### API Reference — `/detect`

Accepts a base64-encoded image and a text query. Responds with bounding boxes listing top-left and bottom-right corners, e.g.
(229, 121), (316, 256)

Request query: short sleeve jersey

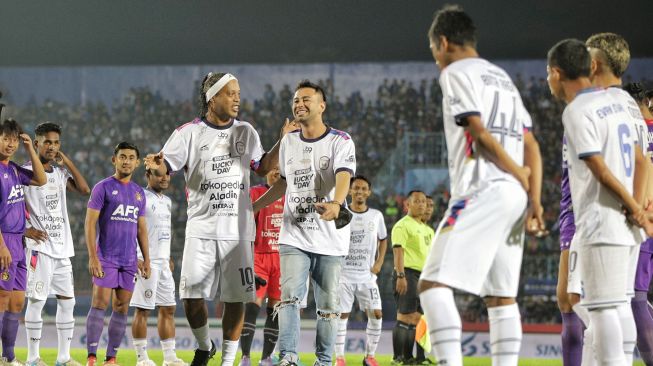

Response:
(0, 161), (33, 234)
(278, 127), (356, 256)
(439, 58), (532, 201)
(341, 208), (387, 283)
(391, 215), (430, 272)
(562, 88), (640, 246)
(141, 188), (172, 261)
(87, 176), (147, 266)
(161, 118), (265, 241)
(23, 163), (75, 258)
(250, 184), (284, 253)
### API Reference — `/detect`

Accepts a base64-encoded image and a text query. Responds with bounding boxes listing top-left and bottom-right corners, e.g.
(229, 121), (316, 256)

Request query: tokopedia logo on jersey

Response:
(6, 185), (25, 204)
(110, 204), (139, 223)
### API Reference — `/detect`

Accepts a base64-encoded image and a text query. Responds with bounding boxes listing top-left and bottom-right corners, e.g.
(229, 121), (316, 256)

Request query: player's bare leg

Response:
(132, 308), (154, 365)
(418, 281), (462, 366)
(221, 302), (245, 366)
(184, 299), (215, 366)
(156, 306), (186, 366)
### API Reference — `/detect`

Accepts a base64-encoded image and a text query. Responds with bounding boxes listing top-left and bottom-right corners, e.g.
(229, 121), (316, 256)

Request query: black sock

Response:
(416, 341), (426, 360)
(404, 323), (416, 360)
(262, 306), (279, 359)
(393, 321), (411, 360)
(240, 303), (260, 356)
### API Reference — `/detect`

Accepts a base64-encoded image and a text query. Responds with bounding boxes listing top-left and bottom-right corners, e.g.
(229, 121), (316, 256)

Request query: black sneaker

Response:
(414, 358), (436, 365)
(190, 340), (216, 366)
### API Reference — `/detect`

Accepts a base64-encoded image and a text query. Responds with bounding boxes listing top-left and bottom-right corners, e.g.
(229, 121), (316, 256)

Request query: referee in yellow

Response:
(391, 190), (432, 365)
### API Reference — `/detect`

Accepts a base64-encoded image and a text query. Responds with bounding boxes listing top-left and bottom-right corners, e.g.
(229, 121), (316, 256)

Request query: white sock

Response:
(221, 339), (239, 366)
(56, 298), (75, 363)
(487, 303), (522, 366)
(25, 299), (45, 362)
(191, 324), (212, 351)
(581, 326), (596, 366)
(617, 303), (636, 365)
(419, 287), (462, 366)
(589, 308), (626, 366)
(133, 338), (149, 362)
(573, 303), (596, 366)
(335, 318), (348, 358)
(366, 318), (382, 356)
(160, 338), (177, 362)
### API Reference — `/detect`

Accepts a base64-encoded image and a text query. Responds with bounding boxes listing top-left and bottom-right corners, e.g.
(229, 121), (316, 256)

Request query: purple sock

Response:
(106, 312), (128, 358)
(1, 312), (20, 361)
(561, 312), (583, 366)
(86, 307), (106, 356)
(633, 291), (653, 365)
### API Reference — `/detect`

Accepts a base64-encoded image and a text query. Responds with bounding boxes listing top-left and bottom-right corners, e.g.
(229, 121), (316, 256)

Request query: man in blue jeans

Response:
(253, 80), (356, 366)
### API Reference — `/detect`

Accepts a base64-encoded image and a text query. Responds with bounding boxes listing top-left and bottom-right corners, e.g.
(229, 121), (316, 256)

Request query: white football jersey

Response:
(161, 118), (264, 241)
(140, 188), (172, 261)
(341, 208), (387, 284)
(439, 58), (532, 201)
(606, 87), (649, 153)
(278, 127), (356, 256)
(23, 164), (74, 258)
(563, 88), (640, 246)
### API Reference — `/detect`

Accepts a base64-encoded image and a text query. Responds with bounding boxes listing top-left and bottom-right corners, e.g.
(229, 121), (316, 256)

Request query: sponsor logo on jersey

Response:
(235, 141), (245, 155)
(145, 289), (153, 298)
(111, 204), (140, 222)
(1, 271), (10, 281)
(7, 185), (25, 204)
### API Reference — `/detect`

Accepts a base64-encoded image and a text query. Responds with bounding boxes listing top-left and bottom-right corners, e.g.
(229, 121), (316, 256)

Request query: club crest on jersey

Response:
(0, 271), (10, 281)
(145, 289), (153, 298)
(135, 192), (143, 201)
(319, 156), (330, 170)
(235, 141), (245, 156)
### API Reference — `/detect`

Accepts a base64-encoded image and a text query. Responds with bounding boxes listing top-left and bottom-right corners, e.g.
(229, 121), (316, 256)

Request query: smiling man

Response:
(253, 80), (356, 366)
(145, 73), (296, 366)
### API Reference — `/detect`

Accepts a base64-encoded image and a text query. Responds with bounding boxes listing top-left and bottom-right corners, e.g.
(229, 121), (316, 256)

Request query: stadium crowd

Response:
(6, 74), (652, 325)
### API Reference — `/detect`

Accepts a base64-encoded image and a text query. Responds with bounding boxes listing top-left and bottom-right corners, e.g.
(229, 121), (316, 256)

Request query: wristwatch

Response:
(396, 272), (406, 278)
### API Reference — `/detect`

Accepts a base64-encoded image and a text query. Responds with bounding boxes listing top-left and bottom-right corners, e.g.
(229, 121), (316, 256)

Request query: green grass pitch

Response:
(9, 348), (578, 365)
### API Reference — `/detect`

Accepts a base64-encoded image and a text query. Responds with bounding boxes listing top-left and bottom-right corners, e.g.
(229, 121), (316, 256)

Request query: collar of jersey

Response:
(203, 118), (234, 130)
(300, 125), (331, 143)
(577, 86), (602, 96)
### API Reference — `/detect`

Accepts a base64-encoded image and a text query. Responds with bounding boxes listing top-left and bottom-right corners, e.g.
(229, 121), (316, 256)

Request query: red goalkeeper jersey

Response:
(250, 184), (285, 253)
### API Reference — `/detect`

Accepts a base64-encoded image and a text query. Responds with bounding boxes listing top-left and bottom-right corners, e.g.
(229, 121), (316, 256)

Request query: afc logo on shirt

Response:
(112, 204), (139, 219)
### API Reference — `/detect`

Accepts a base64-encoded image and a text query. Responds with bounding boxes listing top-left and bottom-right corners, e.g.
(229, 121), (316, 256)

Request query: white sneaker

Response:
(25, 359), (48, 366)
(135, 361), (157, 366)
(3, 358), (26, 366)
(162, 360), (188, 366)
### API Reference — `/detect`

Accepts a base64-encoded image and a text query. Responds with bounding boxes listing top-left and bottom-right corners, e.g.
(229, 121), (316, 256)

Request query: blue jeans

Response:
(276, 244), (343, 366)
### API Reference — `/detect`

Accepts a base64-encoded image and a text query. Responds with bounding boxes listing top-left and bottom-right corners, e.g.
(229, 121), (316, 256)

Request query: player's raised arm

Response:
(254, 118), (299, 176)
(21, 133), (46, 186)
(464, 116), (531, 192)
(59, 151), (91, 195)
(85, 208), (103, 278)
(253, 179), (287, 213)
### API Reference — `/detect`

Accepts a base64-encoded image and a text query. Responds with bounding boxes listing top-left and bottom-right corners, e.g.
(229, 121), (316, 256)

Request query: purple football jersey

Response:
(87, 176), (146, 266)
(641, 119), (653, 253)
(558, 136), (576, 250)
(0, 161), (33, 234)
